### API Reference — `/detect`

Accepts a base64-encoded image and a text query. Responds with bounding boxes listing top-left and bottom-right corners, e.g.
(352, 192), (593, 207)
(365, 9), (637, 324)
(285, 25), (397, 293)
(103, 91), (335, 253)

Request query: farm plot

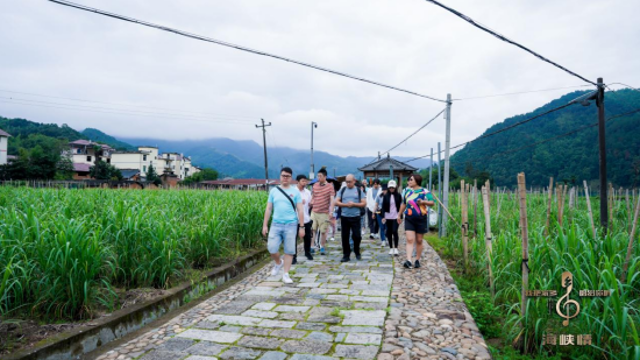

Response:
(0, 188), (266, 322)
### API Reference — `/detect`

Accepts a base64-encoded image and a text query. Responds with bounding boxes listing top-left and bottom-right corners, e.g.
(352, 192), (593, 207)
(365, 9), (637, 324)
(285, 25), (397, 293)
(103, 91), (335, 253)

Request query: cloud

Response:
(0, 0), (638, 158)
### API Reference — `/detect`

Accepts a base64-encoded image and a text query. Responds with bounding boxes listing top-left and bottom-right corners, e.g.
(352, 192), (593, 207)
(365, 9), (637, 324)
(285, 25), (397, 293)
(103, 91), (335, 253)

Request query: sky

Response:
(1, 0), (638, 158)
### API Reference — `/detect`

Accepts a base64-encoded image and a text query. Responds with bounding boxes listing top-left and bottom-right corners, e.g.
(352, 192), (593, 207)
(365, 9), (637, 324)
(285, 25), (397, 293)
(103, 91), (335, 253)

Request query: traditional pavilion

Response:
(358, 154), (417, 186)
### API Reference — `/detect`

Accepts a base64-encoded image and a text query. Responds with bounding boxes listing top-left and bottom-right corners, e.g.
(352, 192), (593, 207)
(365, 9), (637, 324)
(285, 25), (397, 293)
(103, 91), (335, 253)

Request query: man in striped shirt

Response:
(309, 168), (335, 256)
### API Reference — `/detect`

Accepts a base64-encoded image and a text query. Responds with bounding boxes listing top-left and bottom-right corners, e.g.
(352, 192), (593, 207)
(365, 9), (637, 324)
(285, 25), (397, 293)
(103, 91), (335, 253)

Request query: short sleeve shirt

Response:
(337, 186), (362, 218)
(300, 188), (312, 223)
(311, 182), (336, 213)
(268, 186), (302, 224)
(403, 187), (434, 218)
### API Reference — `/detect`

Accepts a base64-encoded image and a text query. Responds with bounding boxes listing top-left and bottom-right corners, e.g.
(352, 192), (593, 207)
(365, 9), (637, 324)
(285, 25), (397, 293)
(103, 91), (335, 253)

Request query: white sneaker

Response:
(271, 260), (284, 276)
(381, 241), (386, 248)
(394, 248), (399, 255)
(389, 249), (394, 255)
(330, 237), (335, 241)
(282, 273), (293, 284)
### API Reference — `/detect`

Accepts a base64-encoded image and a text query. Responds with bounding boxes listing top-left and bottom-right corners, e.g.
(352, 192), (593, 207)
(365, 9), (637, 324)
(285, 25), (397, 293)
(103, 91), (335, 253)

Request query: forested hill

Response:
(0, 117), (133, 155)
(450, 89), (640, 188)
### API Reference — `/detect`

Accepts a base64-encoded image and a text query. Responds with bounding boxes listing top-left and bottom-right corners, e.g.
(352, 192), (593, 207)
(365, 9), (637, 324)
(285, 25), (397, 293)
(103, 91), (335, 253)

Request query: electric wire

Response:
(453, 85), (592, 101)
(447, 106), (640, 166)
(48, 0), (447, 103)
(0, 89), (257, 120)
(379, 107), (446, 158)
(403, 91), (597, 163)
(422, 0), (597, 86)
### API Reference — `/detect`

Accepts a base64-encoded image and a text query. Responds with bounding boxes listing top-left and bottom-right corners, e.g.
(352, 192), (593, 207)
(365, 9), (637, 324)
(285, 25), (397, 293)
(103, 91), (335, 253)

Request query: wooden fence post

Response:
(517, 173), (529, 319)
(461, 180), (469, 271)
(556, 186), (563, 227)
(473, 179), (478, 239)
(481, 185), (494, 298)
(621, 194), (640, 283)
(544, 177), (553, 236)
(584, 181), (597, 239)
(627, 189), (632, 233)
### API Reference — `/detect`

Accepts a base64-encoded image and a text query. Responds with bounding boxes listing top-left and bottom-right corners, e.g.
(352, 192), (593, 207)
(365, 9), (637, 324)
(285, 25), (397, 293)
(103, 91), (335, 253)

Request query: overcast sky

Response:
(1, 0), (638, 158)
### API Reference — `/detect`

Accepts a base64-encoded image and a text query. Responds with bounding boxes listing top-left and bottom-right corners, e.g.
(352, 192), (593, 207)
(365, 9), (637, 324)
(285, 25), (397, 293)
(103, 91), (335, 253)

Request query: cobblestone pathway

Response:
(96, 233), (490, 360)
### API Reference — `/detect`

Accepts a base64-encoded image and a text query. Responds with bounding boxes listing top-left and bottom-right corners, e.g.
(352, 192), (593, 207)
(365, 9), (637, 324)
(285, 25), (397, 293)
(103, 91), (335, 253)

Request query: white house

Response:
(67, 140), (115, 165)
(0, 128), (11, 165)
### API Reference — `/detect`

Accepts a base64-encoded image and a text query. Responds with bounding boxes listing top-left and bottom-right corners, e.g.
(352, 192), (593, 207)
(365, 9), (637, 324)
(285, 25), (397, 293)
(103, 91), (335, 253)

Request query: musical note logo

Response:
(555, 272), (581, 326)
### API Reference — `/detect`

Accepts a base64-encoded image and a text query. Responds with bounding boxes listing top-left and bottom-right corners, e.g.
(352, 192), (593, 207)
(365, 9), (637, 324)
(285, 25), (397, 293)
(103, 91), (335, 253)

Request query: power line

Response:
(0, 89), (257, 120)
(48, 0), (447, 104)
(453, 85), (592, 101)
(422, 0), (597, 86)
(0, 97), (256, 125)
(447, 107), (640, 166)
(404, 91), (596, 163)
(379, 107), (446, 158)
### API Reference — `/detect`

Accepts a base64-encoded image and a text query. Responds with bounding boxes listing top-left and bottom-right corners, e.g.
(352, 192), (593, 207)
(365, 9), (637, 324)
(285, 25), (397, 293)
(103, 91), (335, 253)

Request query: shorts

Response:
(267, 222), (297, 255)
(311, 212), (330, 233)
(405, 216), (428, 234)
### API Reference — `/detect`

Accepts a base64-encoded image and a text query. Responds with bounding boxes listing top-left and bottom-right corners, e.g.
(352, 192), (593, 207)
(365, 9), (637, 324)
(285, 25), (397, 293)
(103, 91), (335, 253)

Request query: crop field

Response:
(436, 183), (640, 360)
(0, 188), (266, 321)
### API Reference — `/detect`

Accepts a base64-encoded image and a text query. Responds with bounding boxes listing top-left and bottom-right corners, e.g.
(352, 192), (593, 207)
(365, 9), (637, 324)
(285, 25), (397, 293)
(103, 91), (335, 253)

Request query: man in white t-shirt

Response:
(295, 174), (313, 263)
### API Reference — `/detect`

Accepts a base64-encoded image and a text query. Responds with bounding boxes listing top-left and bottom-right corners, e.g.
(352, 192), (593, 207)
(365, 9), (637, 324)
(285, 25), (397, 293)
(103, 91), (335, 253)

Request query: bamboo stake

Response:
(621, 194), (640, 283)
(496, 186), (503, 219)
(561, 184), (568, 223)
(556, 186), (563, 227)
(609, 182), (614, 229)
(627, 189), (632, 233)
(544, 177), (553, 236)
(485, 180), (491, 208)
(461, 180), (469, 270)
(481, 185), (494, 298)
(473, 179), (478, 239)
(517, 173), (529, 319)
(584, 181), (597, 239)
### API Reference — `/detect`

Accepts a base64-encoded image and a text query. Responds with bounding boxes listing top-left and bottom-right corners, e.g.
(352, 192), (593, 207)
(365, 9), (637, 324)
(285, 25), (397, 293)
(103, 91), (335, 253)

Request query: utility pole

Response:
(442, 93), (452, 236)
(310, 121), (318, 179)
(596, 77), (608, 231)
(255, 118), (272, 191)
(437, 142), (443, 238)
(429, 148), (433, 191)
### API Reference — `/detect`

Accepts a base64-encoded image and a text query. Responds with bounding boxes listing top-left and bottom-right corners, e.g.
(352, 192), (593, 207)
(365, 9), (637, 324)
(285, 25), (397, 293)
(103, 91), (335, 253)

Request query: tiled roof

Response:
(358, 157), (417, 172)
(120, 169), (141, 179)
(0, 128), (11, 137)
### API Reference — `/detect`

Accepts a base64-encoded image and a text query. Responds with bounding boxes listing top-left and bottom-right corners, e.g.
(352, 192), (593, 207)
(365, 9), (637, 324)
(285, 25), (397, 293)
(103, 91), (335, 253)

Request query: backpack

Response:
(337, 186), (365, 217)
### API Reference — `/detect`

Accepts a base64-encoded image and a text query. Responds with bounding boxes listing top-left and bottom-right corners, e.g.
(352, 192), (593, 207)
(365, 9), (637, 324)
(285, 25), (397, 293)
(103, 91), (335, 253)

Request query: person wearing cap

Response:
(374, 183), (388, 248)
(381, 180), (402, 256)
(398, 173), (435, 269)
(295, 174), (313, 263)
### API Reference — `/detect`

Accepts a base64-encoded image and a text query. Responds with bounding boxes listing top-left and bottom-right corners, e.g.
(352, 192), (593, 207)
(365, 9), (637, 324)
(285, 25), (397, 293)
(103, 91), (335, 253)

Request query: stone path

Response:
(96, 232), (490, 360)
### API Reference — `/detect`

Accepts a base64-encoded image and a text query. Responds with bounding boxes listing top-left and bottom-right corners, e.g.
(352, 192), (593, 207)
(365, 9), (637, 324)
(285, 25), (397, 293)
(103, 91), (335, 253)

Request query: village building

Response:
(0, 128), (11, 165)
(357, 154), (418, 186)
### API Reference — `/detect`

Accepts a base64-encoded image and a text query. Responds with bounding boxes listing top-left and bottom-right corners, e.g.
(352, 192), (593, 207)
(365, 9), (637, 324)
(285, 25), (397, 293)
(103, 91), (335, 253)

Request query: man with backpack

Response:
(262, 167), (305, 284)
(335, 174), (367, 262)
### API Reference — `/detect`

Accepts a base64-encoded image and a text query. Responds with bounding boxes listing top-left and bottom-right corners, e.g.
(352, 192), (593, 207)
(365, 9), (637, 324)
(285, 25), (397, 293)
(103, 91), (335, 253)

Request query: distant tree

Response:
(55, 154), (75, 180)
(146, 164), (162, 186)
(181, 167), (219, 185)
(90, 160), (122, 180)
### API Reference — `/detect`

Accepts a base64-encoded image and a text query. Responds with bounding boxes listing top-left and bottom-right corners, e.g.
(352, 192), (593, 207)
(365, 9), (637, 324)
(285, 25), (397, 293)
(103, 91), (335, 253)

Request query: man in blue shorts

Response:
(262, 167), (305, 284)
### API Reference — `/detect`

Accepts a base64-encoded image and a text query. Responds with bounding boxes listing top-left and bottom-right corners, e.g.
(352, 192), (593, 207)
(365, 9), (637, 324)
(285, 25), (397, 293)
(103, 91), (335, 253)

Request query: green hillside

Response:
(450, 89), (640, 187)
(82, 128), (135, 151)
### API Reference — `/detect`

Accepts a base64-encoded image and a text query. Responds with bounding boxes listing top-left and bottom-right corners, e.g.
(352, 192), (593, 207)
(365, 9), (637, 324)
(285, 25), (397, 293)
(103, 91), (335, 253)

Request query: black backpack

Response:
(337, 187), (365, 217)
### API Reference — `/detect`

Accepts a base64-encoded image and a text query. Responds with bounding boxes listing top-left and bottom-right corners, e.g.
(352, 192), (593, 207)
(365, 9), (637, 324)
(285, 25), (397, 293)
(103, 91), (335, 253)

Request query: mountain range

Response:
(106, 136), (432, 179)
(4, 88), (638, 186)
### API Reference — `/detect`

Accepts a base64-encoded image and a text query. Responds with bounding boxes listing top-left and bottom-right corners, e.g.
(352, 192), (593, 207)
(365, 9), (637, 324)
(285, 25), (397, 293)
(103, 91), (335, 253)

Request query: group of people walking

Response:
(262, 167), (434, 283)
